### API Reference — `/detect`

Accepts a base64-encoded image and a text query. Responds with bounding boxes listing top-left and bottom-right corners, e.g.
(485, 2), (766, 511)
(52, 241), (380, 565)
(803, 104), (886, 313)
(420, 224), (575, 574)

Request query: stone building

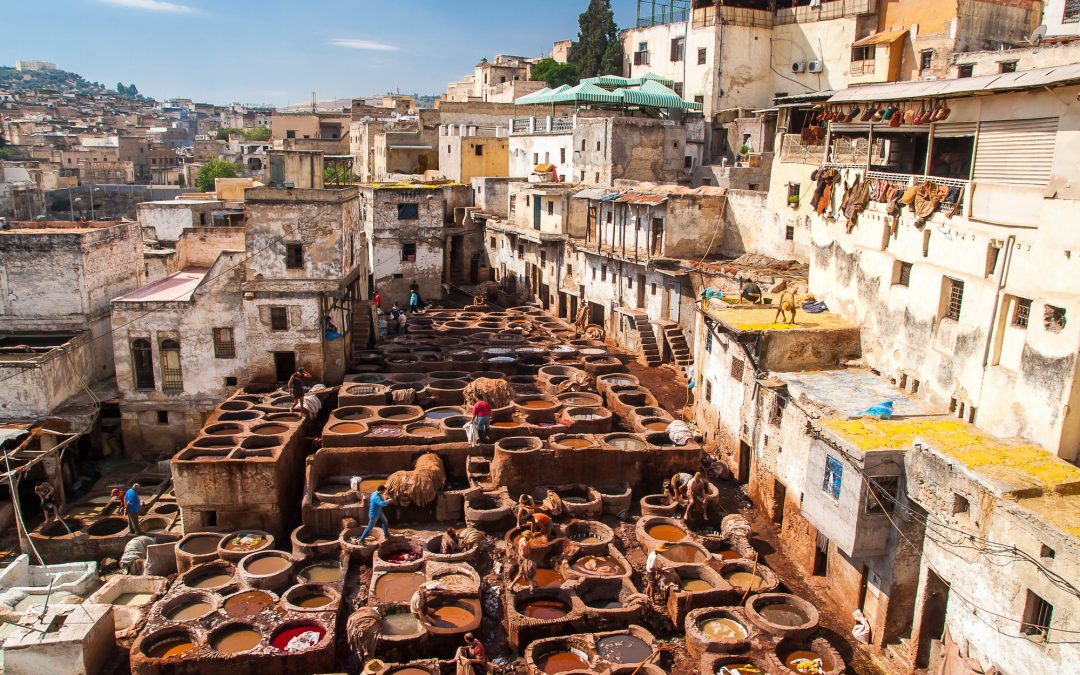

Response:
(0, 221), (143, 421)
(358, 181), (473, 304)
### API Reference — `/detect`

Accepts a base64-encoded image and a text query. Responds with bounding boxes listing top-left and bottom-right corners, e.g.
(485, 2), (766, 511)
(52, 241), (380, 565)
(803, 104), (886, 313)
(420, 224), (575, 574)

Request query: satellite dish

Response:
(1028, 25), (1047, 45)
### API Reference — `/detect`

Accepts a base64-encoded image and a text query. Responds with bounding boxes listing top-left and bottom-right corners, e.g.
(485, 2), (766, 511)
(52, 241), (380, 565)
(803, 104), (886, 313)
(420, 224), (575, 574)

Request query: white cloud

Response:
(99, 0), (196, 13)
(327, 38), (400, 52)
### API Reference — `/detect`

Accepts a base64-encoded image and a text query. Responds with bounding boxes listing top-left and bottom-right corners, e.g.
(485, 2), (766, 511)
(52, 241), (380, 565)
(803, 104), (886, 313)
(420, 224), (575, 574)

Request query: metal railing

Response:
(780, 133), (826, 164)
(509, 116), (576, 136)
(775, 0), (874, 26)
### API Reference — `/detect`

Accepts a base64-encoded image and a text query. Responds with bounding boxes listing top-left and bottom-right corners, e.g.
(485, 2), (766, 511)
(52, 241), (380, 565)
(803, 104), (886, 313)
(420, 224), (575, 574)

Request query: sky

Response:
(2, 0), (640, 106)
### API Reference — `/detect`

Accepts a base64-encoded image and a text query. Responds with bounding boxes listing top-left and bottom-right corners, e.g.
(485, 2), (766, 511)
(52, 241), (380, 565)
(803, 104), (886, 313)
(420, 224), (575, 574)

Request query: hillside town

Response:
(0, 1), (1078, 674)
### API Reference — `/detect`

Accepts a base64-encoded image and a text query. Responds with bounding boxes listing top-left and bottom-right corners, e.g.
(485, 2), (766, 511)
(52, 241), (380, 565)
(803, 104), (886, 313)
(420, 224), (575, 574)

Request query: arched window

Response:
(160, 340), (183, 391)
(131, 339), (154, 390)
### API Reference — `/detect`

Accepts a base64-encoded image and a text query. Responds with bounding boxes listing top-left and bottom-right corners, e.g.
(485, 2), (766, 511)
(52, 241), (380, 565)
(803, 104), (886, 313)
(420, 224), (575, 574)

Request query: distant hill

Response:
(0, 66), (132, 98)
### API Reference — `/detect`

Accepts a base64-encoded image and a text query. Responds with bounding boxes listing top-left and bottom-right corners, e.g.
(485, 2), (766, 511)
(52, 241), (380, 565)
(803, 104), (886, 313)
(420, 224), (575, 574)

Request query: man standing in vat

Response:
(124, 483), (142, 534)
(471, 397), (492, 443)
(35, 482), (60, 526)
(288, 367), (310, 413)
(358, 484), (393, 542)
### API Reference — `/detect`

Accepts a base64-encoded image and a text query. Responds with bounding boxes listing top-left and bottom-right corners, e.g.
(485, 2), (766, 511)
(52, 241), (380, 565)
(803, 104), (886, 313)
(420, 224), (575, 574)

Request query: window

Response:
(730, 357), (744, 382)
(581, 139), (586, 151)
(596, 141), (601, 151)
(705, 330), (713, 353)
(651, 282), (657, 296)
(865, 476), (900, 514)
(566, 264), (572, 277)
(601, 265), (607, 281)
(769, 393), (784, 425)
(957, 64), (974, 78)
(697, 47), (707, 65)
(634, 43), (650, 66)
(213, 327), (235, 359)
(156, 410), (169, 425)
(1040, 544), (1056, 559)
(952, 493), (969, 514)
(285, 243), (304, 269)
(894, 261), (912, 287)
(489, 237), (496, 248)
(401, 242), (416, 261)
(517, 244), (524, 258)
(670, 37), (685, 62)
(540, 251), (547, 265)
(224, 376), (238, 386)
(919, 50), (933, 71)
(785, 225), (795, 241)
(592, 267), (597, 280)
(1012, 298), (1032, 328)
(286, 130), (296, 139)
(1022, 590), (1054, 639)
(1045, 304), (1067, 333)
(1067, 2), (1080, 22)
(160, 340), (183, 391)
(822, 455), (843, 499)
(270, 307), (288, 331)
(684, 156), (693, 169)
(560, 147), (565, 163)
(704, 379), (713, 402)
(397, 203), (419, 220)
(851, 45), (875, 62)
(475, 144), (484, 156)
(131, 338), (155, 389)
(944, 278), (964, 321)
(547, 201), (554, 216)
(694, 95), (704, 105)
(533, 153), (539, 165)
(999, 61), (1017, 74)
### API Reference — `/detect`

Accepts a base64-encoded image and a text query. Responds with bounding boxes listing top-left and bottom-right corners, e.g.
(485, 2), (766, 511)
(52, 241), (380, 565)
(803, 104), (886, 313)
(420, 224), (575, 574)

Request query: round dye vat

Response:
(223, 533), (268, 552)
(224, 590), (274, 618)
(390, 669), (431, 675)
(271, 624), (326, 651)
(701, 618), (748, 641)
(190, 573), (233, 590)
(533, 568), (564, 588)
(86, 518), (128, 536)
(356, 478), (385, 494)
(645, 421), (670, 431)
(784, 650), (825, 674)
(660, 543), (709, 563)
(537, 651), (589, 674)
(299, 563), (342, 584)
(253, 423), (289, 435)
(680, 579), (714, 592)
(432, 572), (473, 590)
(296, 593), (333, 608)
(383, 412), (416, 421)
(562, 496), (587, 504)
(244, 556), (290, 575)
(146, 638), (196, 659)
(586, 597), (623, 610)
(715, 549), (742, 561)
(425, 408), (460, 421)
(180, 535), (221, 555)
(572, 556), (621, 576)
(759, 604), (809, 627)
(381, 612), (422, 636)
(606, 436), (646, 450)
(166, 600), (213, 621)
(114, 592), (153, 606)
(426, 601), (475, 629)
(492, 421), (519, 428)
(211, 626), (261, 654)
(647, 524), (686, 542)
(521, 399), (556, 409)
(559, 394), (598, 406)
(330, 422), (367, 434)
(714, 662), (762, 674)
(724, 570), (767, 591)
(375, 572), (426, 603)
(316, 483), (352, 496)
(521, 599), (570, 620)
(559, 438), (592, 449)
(409, 425), (441, 437)
(596, 634), (651, 664)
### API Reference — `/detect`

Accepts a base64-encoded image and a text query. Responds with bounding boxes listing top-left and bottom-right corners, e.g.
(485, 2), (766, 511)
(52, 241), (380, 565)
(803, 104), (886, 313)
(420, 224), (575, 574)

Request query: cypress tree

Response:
(569, 0), (620, 78)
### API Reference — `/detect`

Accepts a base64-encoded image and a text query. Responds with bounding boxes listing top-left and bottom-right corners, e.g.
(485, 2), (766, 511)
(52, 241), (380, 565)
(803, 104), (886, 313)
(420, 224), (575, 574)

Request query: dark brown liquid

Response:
(660, 543), (708, 563)
(300, 564), (341, 583)
(224, 590), (274, 618)
(596, 634), (651, 664)
(533, 567), (563, 588)
(245, 556), (289, 575)
(181, 535), (220, 555)
(521, 599), (569, 619)
(191, 573), (232, 589)
(538, 652), (588, 673)
(759, 604), (808, 627)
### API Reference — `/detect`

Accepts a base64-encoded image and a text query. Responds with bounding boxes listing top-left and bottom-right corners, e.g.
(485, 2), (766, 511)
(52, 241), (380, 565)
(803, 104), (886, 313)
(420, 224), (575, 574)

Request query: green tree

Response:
(531, 58), (580, 87)
(599, 41), (624, 78)
(127, 84), (139, 97)
(116, 82), (125, 94)
(195, 158), (243, 192)
(242, 126), (271, 141)
(568, 0), (620, 79)
(216, 127), (242, 140)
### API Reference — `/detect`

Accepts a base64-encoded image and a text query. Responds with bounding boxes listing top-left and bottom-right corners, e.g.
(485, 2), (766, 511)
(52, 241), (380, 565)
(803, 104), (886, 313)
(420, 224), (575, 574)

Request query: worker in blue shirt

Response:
(124, 483), (142, 534)
(358, 484), (393, 542)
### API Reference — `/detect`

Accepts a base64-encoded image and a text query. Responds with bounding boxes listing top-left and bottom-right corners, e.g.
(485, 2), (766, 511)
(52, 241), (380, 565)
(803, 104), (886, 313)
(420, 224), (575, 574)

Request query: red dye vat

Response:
(386, 550), (420, 564)
(271, 624), (326, 651)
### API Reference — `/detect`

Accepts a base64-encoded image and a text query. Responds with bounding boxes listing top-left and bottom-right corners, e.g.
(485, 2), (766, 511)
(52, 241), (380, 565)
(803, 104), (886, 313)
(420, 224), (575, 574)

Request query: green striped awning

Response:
(549, 82), (624, 104)
(616, 80), (702, 111)
(513, 87), (551, 105)
(629, 72), (675, 86)
(581, 74), (635, 88)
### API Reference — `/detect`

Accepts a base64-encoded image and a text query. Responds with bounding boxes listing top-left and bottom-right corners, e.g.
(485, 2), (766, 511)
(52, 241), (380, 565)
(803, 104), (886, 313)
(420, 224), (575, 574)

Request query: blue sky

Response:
(3, 0), (638, 106)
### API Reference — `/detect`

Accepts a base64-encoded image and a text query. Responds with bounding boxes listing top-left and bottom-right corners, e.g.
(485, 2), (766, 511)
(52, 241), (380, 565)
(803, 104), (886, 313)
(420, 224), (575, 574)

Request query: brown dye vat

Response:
(716, 549), (742, 560)
(427, 601), (476, 629)
(538, 651), (589, 673)
(492, 421), (519, 428)
(647, 524), (686, 542)
(181, 535), (221, 555)
(783, 650), (825, 674)
(382, 612), (422, 635)
(191, 573), (233, 589)
(521, 399), (556, 409)
(358, 478), (386, 494)
(223, 534), (268, 552)
(316, 483), (352, 495)
(40, 519), (82, 537)
(661, 544), (709, 563)
(86, 518), (127, 536)
(724, 570), (767, 591)
(224, 590), (274, 617)
(410, 425), (441, 436)
(299, 563), (341, 583)
(701, 617), (749, 641)
(331, 422), (367, 433)
(296, 593), (333, 608)
(390, 669), (431, 675)
(597, 635), (651, 664)
(384, 412), (416, 421)
(244, 556), (290, 575)
(681, 579), (714, 592)
(167, 601), (213, 621)
(253, 423), (289, 435)
(533, 568), (564, 588)
(559, 438), (592, 448)
(572, 556), (621, 576)
(520, 599), (569, 620)
(760, 604), (809, 627)
(645, 421), (670, 431)
(212, 626), (261, 654)
(146, 639), (196, 659)
(606, 436), (646, 450)
(374, 572), (425, 602)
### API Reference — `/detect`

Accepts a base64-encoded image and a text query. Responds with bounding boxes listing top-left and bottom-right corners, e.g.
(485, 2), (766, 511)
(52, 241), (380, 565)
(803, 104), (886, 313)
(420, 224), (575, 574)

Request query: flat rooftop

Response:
(113, 266), (208, 303)
(0, 221), (124, 235)
(778, 369), (937, 419)
(705, 302), (853, 333)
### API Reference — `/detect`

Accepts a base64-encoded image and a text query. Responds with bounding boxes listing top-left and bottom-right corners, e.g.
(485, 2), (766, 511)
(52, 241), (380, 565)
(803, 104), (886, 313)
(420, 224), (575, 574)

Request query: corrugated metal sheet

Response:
(933, 122), (977, 138)
(973, 118), (1058, 186)
(574, 188), (612, 200)
(852, 29), (908, 47)
(614, 192), (667, 205)
(827, 63), (1080, 103)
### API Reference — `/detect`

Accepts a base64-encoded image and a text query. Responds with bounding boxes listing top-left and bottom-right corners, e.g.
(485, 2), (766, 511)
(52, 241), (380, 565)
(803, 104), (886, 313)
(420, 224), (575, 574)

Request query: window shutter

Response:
(973, 118), (1057, 186)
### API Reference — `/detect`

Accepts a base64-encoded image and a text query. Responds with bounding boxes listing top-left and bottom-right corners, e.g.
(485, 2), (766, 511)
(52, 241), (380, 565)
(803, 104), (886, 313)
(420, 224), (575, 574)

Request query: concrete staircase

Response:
(350, 299), (373, 348)
(654, 319), (693, 367)
(626, 309), (662, 367)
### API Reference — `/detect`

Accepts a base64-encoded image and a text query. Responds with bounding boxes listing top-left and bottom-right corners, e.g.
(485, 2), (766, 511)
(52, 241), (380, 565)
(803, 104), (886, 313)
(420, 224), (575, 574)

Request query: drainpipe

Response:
(978, 234), (1015, 401)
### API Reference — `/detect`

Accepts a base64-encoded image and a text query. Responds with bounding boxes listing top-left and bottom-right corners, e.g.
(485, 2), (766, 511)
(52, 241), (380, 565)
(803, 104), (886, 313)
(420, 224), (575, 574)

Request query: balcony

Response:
(780, 133), (826, 165)
(775, 0), (874, 26)
(509, 116), (576, 136)
(850, 59), (875, 77)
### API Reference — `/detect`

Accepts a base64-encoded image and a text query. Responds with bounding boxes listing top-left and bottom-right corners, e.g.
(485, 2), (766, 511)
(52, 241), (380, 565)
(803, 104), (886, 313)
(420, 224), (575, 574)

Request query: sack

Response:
(464, 421), (479, 446)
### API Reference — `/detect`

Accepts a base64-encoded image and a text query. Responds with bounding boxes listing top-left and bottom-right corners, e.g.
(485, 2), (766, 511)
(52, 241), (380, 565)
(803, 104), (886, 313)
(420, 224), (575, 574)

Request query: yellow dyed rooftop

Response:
(822, 417), (1080, 536)
(363, 181), (461, 190)
(706, 301), (853, 333)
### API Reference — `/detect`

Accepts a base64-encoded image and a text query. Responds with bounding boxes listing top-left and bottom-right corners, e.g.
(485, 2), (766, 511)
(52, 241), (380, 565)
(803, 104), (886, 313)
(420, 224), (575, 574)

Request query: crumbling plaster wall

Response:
(137, 202), (220, 242)
(0, 333), (97, 421)
(364, 187), (447, 302)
